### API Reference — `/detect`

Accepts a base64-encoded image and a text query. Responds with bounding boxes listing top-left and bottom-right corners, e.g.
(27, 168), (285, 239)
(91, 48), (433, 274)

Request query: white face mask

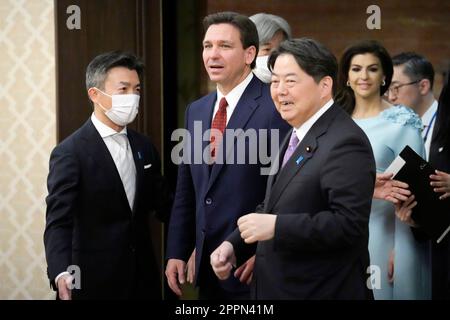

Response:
(95, 88), (140, 126)
(253, 55), (272, 83)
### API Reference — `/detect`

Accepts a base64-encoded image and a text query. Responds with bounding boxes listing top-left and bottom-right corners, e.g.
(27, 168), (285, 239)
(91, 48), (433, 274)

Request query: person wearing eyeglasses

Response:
(388, 52), (437, 159)
(396, 69), (450, 300)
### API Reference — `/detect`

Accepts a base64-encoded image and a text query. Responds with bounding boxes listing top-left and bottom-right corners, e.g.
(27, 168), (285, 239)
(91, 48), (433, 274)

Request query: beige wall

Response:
(0, 0), (55, 299)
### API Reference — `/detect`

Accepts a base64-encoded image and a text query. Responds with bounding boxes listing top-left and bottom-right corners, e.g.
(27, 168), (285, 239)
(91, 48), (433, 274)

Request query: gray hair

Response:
(250, 13), (292, 44)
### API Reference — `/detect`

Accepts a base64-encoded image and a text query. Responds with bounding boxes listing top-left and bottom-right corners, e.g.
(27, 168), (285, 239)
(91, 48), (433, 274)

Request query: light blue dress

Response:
(354, 105), (431, 300)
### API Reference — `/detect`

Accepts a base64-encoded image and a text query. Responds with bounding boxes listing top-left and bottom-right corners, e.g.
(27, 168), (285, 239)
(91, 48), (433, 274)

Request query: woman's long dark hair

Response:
(335, 40), (393, 115)
(433, 69), (450, 150)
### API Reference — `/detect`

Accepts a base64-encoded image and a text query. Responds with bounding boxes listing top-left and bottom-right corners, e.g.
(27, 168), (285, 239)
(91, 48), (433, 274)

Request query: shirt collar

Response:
(216, 72), (254, 109)
(293, 99), (334, 141)
(91, 113), (127, 138)
(421, 100), (438, 127)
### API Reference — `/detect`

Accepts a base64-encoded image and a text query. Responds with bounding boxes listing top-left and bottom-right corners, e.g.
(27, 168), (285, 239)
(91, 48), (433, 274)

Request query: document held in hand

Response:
(385, 145), (450, 243)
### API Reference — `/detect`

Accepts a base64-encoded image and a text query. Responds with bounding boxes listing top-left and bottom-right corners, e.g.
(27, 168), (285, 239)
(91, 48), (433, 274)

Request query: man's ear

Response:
(245, 45), (257, 66)
(87, 87), (99, 104)
(320, 76), (333, 99)
(418, 78), (431, 95)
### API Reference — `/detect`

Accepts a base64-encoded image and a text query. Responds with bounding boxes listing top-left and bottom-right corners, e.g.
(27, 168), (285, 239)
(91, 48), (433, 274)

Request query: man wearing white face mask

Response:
(250, 13), (292, 83)
(44, 51), (172, 300)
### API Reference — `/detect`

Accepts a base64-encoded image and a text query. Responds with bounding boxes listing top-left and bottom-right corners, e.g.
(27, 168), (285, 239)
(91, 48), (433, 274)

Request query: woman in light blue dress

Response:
(336, 40), (431, 299)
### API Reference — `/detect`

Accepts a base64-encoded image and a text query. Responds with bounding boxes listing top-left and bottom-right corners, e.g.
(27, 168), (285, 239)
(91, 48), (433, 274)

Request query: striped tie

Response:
(210, 97), (228, 162)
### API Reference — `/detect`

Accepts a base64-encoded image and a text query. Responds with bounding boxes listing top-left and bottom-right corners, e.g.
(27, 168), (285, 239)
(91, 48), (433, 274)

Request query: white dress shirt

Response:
(422, 100), (438, 160)
(212, 72), (254, 125)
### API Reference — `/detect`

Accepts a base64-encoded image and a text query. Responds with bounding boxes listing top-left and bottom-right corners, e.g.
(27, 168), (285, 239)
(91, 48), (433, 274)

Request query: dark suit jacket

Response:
(228, 104), (376, 299)
(166, 76), (289, 293)
(428, 129), (450, 299)
(44, 118), (171, 299)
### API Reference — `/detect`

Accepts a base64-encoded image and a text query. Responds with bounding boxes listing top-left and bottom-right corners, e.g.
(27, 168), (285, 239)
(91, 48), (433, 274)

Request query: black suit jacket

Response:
(428, 129), (450, 299)
(229, 104), (376, 299)
(44, 118), (171, 299)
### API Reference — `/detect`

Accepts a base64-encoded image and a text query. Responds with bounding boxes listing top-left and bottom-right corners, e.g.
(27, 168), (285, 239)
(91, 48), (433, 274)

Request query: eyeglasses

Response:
(384, 80), (420, 96)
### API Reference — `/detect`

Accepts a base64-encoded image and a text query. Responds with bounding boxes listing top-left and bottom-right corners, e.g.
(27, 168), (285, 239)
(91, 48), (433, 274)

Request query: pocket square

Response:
(144, 164), (152, 169)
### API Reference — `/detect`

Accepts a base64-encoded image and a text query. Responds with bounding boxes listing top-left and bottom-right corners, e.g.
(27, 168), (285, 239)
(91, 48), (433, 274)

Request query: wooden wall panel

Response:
(206, 0), (450, 94)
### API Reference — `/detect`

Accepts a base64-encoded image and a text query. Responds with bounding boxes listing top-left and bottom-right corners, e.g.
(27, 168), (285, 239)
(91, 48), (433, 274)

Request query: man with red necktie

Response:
(165, 11), (289, 299)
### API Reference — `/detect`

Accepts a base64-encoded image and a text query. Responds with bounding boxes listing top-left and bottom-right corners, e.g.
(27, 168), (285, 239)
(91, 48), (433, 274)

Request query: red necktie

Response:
(210, 97), (228, 161)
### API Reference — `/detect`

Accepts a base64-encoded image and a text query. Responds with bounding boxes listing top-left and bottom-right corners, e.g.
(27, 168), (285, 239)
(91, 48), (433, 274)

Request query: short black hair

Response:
(203, 11), (259, 69)
(392, 52), (435, 89)
(336, 40), (393, 114)
(268, 38), (338, 94)
(85, 51), (144, 90)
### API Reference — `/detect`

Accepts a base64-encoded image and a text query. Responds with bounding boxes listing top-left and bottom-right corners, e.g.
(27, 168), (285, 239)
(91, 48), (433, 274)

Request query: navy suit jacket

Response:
(166, 76), (289, 293)
(44, 119), (172, 299)
(229, 104), (376, 299)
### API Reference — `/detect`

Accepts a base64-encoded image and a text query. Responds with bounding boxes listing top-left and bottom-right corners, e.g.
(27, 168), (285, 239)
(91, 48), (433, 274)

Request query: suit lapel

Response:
(207, 77), (262, 192)
(265, 135), (317, 212)
(80, 119), (131, 215)
(199, 93), (217, 180)
(265, 104), (340, 212)
(127, 130), (143, 215)
(262, 130), (290, 210)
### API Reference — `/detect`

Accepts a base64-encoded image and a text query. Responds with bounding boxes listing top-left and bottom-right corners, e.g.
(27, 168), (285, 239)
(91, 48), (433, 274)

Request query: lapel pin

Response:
(137, 151), (142, 159)
(296, 155), (304, 165)
(306, 146), (312, 153)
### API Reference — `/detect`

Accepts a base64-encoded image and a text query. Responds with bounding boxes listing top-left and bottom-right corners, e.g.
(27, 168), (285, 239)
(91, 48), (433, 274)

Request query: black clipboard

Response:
(385, 145), (450, 243)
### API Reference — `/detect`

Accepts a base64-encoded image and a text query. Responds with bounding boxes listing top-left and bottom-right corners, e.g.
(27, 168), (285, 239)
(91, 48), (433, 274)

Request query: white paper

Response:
(384, 155), (406, 176)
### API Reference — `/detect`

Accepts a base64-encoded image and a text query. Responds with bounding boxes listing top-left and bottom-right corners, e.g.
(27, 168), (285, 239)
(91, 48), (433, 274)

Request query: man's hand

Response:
(237, 213), (276, 244)
(210, 241), (236, 280)
(374, 173), (411, 204)
(57, 274), (73, 300)
(165, 259), (186, 296)
(234, 255), (255, 285)
(430, 170), (450, 200)
(186, 248), (196, 284)
(395, 194), (418, 227)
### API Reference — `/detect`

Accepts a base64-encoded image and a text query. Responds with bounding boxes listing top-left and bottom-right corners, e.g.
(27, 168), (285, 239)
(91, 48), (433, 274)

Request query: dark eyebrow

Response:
(271, 72), (297, 77)
(350, 63), (379, 68)
(117, 81), (140, 87)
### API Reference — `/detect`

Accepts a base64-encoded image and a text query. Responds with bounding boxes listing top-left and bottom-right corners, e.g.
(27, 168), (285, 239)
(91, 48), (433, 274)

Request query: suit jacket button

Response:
(205, 198), (212, 205)
(130, 245), (136, 253)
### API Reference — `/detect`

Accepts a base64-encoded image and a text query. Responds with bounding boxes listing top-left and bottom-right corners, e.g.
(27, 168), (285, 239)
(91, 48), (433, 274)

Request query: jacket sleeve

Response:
(44, 143), (79, 288)
(165, 104), (196, 261)
(146, 141), (174, 224)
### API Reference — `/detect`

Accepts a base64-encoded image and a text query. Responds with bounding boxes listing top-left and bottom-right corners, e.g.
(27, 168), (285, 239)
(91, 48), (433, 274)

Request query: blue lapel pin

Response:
(296, 155), (304, 165)
(137, 151), (142, 160)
